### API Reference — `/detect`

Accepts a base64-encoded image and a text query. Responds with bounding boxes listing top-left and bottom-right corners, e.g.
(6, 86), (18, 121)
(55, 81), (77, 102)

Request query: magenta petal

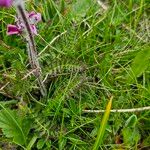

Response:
(7, 24), (20, 35)
(28, 11), (41, 23)
(35, 13), (41, 22)
(30, 25), (37, 35)
(0, 0), (12, 7)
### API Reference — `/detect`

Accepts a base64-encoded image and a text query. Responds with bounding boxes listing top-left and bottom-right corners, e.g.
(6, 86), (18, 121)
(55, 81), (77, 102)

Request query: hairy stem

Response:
(14, 2), (47, 97)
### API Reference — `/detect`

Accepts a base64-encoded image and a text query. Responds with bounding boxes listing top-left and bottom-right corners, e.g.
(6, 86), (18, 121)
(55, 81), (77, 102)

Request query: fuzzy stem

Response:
(14, 2), (47, 97)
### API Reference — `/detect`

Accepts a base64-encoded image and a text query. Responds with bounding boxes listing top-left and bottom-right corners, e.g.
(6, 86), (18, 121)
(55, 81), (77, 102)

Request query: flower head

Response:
(7, 11), (41, 36)
(0, 0), (12, 7)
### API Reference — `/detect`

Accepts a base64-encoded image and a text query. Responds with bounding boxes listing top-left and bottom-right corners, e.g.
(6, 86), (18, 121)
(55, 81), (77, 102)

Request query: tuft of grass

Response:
(0, 0), (150, 149)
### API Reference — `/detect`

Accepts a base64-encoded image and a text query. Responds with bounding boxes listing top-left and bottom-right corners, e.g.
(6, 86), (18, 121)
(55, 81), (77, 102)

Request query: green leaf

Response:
(68, 136), (86, 145)
(122, 127), (140, 146)
(125, 114), (137, 128)
(142, 135), (150, 147)
(93, 97), (113, 150)
(0, 104), (31, 146)
(58, 137), (67, 150)
(37, 139), (45, 149)
(122, 115), (140, 146)
(127, 46), (150, 82)
(70, 0), (93, 21)
(27, 135), (38, 150)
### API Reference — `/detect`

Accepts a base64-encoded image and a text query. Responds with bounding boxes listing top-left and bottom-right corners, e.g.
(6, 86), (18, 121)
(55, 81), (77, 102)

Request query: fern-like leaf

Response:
(30, 109), (50, 139)
(44, 59), (87, 82)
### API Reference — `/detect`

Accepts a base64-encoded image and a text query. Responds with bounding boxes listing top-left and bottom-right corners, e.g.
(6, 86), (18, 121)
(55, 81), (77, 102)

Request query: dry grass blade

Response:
(83, 106), (150, 113)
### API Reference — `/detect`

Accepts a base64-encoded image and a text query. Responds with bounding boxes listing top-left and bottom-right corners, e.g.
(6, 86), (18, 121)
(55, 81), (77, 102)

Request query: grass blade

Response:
(93, 96), (113, 150)
(26, 135), (38, 150)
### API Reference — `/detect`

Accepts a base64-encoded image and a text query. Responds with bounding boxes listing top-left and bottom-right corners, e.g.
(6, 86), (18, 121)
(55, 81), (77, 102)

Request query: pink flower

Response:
(0, 0), (12, 7)
(28, 11), (41, 23)
(7, 24), (38, 35)
(7, 24), (21, 35)
(7, 11), (41, 36)
(30, 24), (37, 35)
